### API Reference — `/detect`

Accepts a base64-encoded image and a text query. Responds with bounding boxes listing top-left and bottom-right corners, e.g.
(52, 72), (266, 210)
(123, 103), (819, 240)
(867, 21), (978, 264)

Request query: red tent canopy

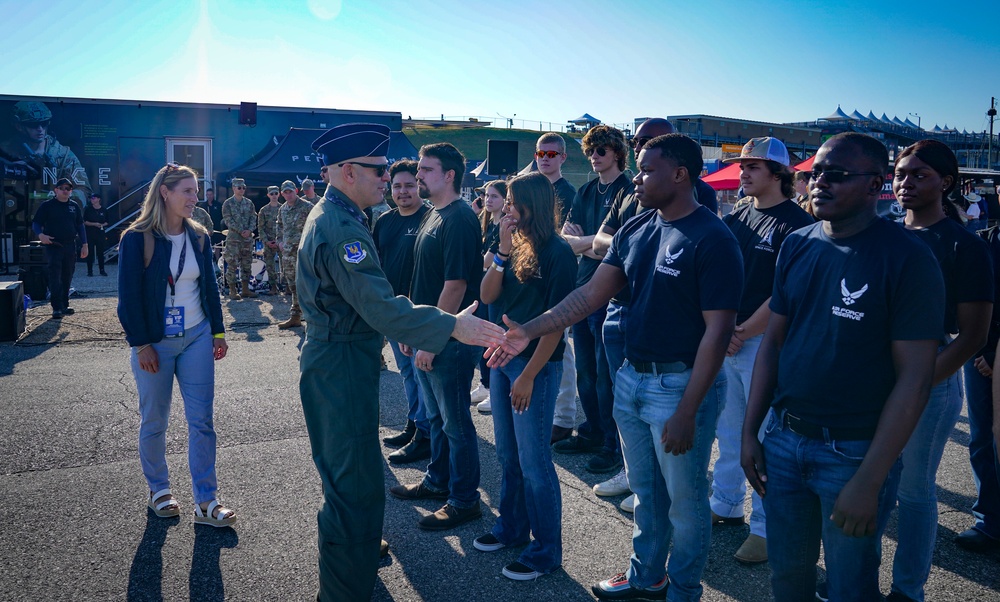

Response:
(793, 155), (815, 171)
(702, 163), (741, 191)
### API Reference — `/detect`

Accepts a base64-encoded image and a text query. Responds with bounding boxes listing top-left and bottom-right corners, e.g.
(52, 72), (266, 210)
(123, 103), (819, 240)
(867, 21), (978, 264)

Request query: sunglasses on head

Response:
(339, 161), (387, 177)
(584, 146), (608, 157)
(535, 150), (561, 159)
(808, 169), (881, 184)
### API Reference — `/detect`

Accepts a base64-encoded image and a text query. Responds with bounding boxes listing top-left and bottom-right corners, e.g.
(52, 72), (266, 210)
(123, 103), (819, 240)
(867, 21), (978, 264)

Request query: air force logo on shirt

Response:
(832, 278), (868, 321)
(656, 246), (684, 277)
(343, 241), (367, 264)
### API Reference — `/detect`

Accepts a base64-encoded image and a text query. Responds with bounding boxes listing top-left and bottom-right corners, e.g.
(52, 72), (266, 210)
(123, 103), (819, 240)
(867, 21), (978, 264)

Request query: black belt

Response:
(782, 412), (876, 441)
(629, 360), (688, 375)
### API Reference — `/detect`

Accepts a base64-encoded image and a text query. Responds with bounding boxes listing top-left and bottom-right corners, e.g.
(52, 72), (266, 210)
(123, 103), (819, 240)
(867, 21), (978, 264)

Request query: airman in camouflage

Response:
(191, 205), (214, 233)
(1, 101), (93, 206)
(257, 185), (283, 294)
(221, 177), (258, 300)
(275, 180), (314, 328)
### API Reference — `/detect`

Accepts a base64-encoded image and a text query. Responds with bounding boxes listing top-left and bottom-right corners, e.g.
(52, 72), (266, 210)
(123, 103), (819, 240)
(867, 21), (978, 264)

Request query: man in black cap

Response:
(83, 192), (109, 277)
(299, 123), (504, 602)
(32, 178), (88, 318)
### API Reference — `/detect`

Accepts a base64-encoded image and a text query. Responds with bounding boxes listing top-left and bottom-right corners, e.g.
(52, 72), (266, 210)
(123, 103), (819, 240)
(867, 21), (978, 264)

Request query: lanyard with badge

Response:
(164, 235), (187, 338)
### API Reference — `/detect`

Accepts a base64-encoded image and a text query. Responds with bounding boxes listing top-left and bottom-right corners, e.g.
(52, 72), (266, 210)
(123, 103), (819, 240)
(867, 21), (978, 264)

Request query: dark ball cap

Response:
(54, 178), (74, 188)
(312, 123), (391, 166)
(89, 192), (100, 199)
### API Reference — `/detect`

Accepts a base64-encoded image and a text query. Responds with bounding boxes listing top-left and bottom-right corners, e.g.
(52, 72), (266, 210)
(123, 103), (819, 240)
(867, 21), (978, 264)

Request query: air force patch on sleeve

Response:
(343, 241), (367, 264)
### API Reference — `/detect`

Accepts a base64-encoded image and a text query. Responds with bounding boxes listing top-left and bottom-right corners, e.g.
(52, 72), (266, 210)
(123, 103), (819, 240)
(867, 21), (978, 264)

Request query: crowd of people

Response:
(28, 117), (996, 601)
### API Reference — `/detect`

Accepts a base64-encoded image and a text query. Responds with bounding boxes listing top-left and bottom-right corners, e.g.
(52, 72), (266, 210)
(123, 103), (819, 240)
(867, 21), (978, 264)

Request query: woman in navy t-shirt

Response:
(477, 172), (577, 581)
(890, 140), (994, 600)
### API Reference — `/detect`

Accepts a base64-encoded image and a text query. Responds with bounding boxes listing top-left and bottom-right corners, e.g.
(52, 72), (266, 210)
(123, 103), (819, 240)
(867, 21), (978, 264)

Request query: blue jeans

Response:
(891, 372), (962, 601)
(963, 361), (1000, 539)
(602, 302), (627, 382)
(762, 411), (901, 602)
(131, 319), (219, 504)
(613, 361), (724, 602)
(489, 357), (563, 573)
(388, 339), (428, 435)
(574, 306), (616, 451)
(712, 334), (767, 537)
(417, 339), (481, 509)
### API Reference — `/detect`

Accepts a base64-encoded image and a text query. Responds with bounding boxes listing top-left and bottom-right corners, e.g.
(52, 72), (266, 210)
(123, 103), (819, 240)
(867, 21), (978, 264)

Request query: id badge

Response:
(164, 306), (185, 338)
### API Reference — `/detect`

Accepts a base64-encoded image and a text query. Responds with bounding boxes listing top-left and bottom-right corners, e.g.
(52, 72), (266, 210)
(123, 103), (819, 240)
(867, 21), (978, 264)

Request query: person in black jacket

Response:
(116, 163), (234, 528)
(32, 177), (87, 318)
(83, 193), (109, 276)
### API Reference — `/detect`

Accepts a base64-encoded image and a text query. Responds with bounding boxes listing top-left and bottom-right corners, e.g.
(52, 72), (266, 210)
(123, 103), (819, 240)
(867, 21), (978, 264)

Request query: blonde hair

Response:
(127, 164), (208, 237)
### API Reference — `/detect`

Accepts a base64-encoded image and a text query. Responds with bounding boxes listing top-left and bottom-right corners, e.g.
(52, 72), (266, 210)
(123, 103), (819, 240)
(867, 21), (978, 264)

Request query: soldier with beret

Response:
(275, 180), (313, 328)
(258, 185), (283, 294)
(221, 177), (258, 300)
(296, 122), (504, 601)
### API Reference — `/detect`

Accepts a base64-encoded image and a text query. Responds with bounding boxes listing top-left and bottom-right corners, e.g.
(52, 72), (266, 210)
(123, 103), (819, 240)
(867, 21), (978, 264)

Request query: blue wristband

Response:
(493, 255), (506, 267)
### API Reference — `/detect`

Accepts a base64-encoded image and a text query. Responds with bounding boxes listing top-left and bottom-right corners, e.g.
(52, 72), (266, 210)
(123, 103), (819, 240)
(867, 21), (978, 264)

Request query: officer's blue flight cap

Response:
(312, 123), (391, 166)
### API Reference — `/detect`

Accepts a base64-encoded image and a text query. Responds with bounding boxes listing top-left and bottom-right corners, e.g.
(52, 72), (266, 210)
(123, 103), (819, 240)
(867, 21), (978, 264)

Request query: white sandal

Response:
(148, 488), (180, 518)
(194, 499), (236, 528)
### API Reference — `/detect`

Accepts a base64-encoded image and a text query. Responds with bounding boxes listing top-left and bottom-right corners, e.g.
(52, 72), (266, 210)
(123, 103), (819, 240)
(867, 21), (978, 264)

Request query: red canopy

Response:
(793, 155), (815, 171)
(702, 163), (741, 191)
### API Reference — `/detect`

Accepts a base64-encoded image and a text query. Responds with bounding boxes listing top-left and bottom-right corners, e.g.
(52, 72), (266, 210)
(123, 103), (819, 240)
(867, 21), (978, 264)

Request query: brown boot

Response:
(277, 314), (302, 329)
(228, 286), (242, 301)
(241, 281), (258, 298)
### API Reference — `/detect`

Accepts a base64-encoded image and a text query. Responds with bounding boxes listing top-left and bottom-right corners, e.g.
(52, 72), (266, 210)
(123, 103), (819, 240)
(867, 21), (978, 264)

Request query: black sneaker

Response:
(587, 449), (623, 474)
(87, 272), (93, 277)
(383, 420), (416, 447)
(502, 561), (542, 581)
(100, 270), (108, 276)
(473, 533), (506, 552)
(592, 572), (668, 600)
(62, 307), (75, 316)
(552, 434), (603, 455)
(388, 482), (448, 501)
(417, 503), (482, 531)
(51, 310), (63, 319)
(885, 591), (918, 602)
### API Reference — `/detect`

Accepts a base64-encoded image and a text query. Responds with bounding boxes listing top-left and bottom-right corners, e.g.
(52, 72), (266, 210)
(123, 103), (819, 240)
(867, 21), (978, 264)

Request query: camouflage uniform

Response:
(191, 206), (214, 233)
(222, 195), (257, 290)
(276, 198), (314, 315)
(257, 201), (283, 287)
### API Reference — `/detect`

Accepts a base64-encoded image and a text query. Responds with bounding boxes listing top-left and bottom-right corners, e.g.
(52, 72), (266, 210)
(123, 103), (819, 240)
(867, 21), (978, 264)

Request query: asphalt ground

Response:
(0, 264), (998, 601)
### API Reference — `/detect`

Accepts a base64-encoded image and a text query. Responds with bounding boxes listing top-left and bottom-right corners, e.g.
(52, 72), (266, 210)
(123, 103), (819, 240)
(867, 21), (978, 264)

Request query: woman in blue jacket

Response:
(117, 163), (235, 528)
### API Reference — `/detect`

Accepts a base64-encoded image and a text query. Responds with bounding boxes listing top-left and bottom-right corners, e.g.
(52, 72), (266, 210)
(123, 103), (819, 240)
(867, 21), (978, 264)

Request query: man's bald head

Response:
(633, 118), (676, 156)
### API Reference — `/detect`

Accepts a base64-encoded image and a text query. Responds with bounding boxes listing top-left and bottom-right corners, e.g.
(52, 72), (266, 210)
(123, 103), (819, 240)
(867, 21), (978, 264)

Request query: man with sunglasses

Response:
(534, 132), (579, 444)
(32, 178), (88, 319)
(555, 125), (633, 475)
(740, 133), (944, 600)
(221, 178), (259, 300)
(2, 101), (93, 205)
(298, 123), (503, 601)
(275, 181), (314, 328)
(257, 185), (283, 294)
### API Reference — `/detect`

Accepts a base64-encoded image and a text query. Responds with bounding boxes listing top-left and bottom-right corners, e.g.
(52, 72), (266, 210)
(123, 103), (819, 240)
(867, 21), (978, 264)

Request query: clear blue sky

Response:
(3, 0), (998, 133)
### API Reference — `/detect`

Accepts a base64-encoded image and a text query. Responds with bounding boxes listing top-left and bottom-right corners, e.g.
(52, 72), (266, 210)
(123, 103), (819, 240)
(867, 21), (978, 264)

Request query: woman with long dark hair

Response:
(117, 163), (235, 528)
(475, 172), (576, 580)
(889, 140), (993, 600)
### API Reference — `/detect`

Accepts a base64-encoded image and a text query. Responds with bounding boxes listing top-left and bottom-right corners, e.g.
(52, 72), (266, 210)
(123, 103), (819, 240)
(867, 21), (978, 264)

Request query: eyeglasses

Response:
(339, 161), (388, 177)
(320, 167), (328, 174)
(629, 137), (653, 150)
(56, 186), (73, 192)
(26, 120), (50, 129)
(808, 169), (881, 184)
(584, 146), (608, 157)
(535, 150), (561, 159)
(267, 191), (279, 195)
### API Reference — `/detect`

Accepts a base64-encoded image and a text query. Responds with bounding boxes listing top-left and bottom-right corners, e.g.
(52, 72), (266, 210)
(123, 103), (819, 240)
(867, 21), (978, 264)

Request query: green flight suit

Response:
(296, 187), (455, 602)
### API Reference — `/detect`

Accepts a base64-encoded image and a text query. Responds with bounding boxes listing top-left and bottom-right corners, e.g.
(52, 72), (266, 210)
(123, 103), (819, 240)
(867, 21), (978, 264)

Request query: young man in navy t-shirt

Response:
(488, 134), (744, 600)
(740, 133), (945, 601)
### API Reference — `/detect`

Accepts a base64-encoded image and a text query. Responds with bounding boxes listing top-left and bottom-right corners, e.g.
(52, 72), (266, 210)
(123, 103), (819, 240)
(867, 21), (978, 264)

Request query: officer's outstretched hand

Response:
(486, 315), (529, 369)
(452, 301), (505, 350)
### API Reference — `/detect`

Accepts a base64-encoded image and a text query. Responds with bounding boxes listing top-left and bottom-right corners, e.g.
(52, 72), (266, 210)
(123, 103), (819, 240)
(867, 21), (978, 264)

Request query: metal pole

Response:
(988, 97), (996, 171)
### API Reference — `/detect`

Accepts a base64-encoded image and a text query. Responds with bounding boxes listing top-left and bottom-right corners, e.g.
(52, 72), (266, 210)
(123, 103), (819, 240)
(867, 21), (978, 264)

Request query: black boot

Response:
(383, 420), (416, 447)
(388, 429), (431, 464)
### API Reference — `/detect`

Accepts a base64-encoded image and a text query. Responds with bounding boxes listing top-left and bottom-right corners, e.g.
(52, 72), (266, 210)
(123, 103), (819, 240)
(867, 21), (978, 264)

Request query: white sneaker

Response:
(471, 385), (489, 403)
(619, 493), (636, 513)
(594, 468), (630, 497)
(477, 397), (492, 414)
